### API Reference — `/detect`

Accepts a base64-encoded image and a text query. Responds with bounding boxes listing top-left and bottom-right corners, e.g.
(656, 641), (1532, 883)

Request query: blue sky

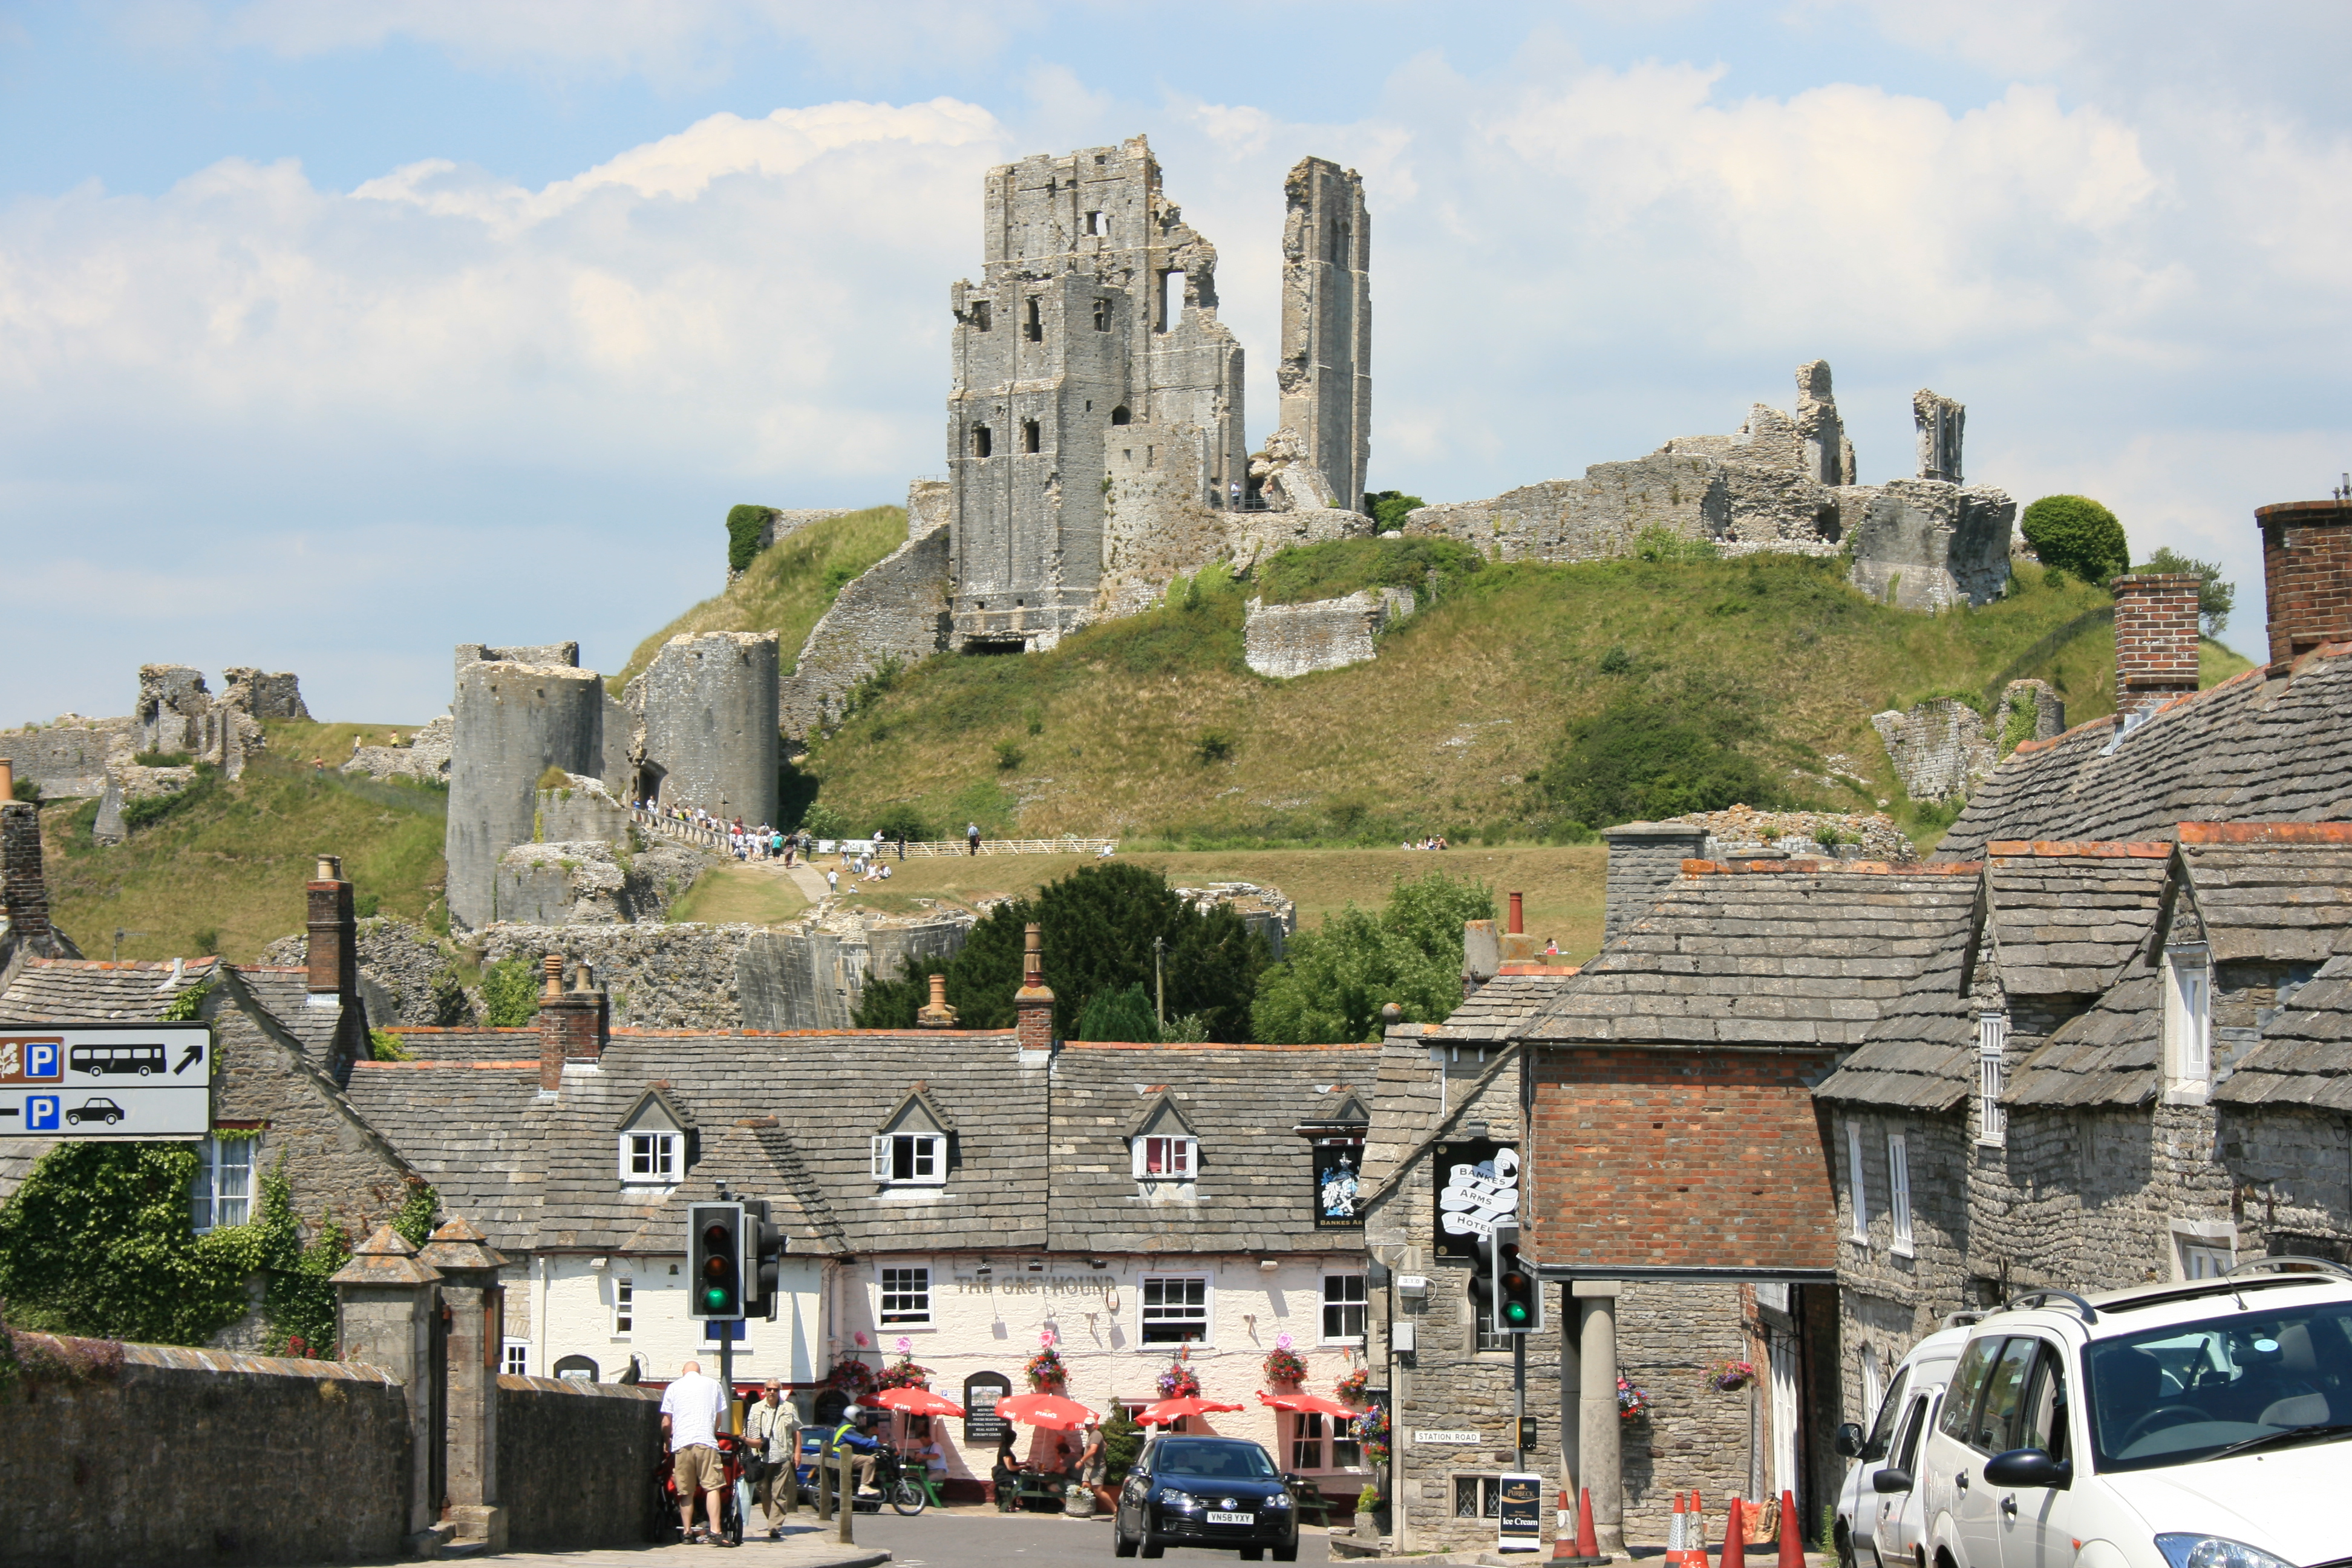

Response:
(3, 2), (2347, 722)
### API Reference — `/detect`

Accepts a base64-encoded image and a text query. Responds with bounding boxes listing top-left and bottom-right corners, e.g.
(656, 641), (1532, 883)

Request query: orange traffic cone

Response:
(1669, 1493), (1688, 1562)
(1722, 1497), (1746, 1568)
(1776, 1490), (1802, 1568)
(1576, 1488), (1601, 1560)
(1691, 1491), (1706, 1567)
(1552, 1490), (1575, 1560)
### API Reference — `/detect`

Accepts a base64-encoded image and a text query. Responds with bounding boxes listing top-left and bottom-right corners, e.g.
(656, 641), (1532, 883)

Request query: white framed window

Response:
(872, 1132), (946, 1186)
(620, 1131), (680, 1185)
(1846, 1122), (1869, 1244)
(1132, 1134), (1195, 1180)
(2164, 946), (2213, 1100)
(1887, 1134), (1914, 1257)
(1321, 1275), (1367, 1344)
(1290, 1411), (1327, 1471)
(1977, 1014), (2008, 1147)
(1454, 1475), (1503, 1518)
(191, 1135), (253, 1232)
(2172, 1221), (2238, 1281)
(503, 1341), (530, 1376)
(613, 1275), (634, 1337)
(880, 1266), (932, 1325)
(1140, 1274), (1209, 1344)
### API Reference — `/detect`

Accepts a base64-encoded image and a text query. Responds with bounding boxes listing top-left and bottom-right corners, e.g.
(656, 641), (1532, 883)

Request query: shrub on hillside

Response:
(2135, 546), (2236, 636)
(1252, 871), (1495, 1044)
(1535, 685), (1779, 829)
(2021, 495), (2129, 586)
(480, 956), (542, 1027)
(1255, 536), (1481, 607)
(1361, 491), (1426, 532)
(869, 803), (932, 843)
(726, 504), (779, 576)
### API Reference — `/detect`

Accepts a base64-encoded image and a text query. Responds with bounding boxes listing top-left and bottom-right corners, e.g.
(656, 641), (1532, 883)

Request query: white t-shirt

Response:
(661, 1371), (728, 1451)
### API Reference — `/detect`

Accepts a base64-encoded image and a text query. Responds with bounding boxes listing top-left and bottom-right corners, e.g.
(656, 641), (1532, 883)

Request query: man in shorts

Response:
(661, 1359), (734, 1546)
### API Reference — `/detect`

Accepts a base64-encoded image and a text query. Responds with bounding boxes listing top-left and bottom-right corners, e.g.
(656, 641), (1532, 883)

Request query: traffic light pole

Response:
(1513, 1330), (1526, 1471)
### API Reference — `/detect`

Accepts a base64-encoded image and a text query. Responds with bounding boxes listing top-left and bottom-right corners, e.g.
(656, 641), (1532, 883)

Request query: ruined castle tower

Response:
(445, 652), (620, 930)
(946, 136), (1248, 651)
(635, 631), (779, 824)
(1275, 158), (1371, 514)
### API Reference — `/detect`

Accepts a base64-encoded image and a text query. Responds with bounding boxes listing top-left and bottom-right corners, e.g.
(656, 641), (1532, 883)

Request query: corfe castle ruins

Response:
(3, 134), (2035, 1024)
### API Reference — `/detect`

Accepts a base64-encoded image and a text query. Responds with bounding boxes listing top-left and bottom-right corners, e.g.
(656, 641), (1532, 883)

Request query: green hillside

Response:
(608, 505), (906, 692)
(794, 547), (2254, 849)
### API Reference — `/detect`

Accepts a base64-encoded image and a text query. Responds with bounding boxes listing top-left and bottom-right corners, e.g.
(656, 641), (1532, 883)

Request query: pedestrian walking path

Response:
(292, 1522), (892, 1567)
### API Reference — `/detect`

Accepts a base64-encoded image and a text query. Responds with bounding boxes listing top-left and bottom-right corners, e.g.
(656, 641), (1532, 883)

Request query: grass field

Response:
(609, 505), (907, 692)
(816, 844), (1609, 958)
(796, 551), (2257, 849)
(665, 863), (811, 927)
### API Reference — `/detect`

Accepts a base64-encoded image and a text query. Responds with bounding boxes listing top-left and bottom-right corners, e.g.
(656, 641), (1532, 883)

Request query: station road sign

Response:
(0, 1022), (214, 1140)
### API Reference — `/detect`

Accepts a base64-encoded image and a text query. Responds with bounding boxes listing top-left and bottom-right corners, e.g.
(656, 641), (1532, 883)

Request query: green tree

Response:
(2136, 546), (2236, 636)
(726, 504), (779, 576)
(1252, 871), (1494, 1044)
(2020, 495), (2130, 586)
(852, 953), (955, 1028)
(1101, 1405), (1146, 1485)
(1534, 685), (1779, 829)
(1076, 982), (1160, 1042)
(1361, 491), (1426, 532)
(480, 956), (542, 1027)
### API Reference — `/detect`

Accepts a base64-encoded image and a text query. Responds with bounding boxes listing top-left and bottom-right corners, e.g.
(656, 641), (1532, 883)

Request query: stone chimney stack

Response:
(1499, 890), (1539, 964)
(2, 779), (55, 952)
(307, 854), (358, 995)
(915, 970), (960, 1029)
(537, 955), (609, 1091)
(2110, 572), (2203, 718)
(1460, 920), (1499, 999)
(1599, 822), (1710, 947)
(1013, 923), (1056, 1054)
(2258, 499), (2352, 670)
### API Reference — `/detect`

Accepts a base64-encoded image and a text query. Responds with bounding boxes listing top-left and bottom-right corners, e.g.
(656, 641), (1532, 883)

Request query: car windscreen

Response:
(1154, 1439), (1279, 1480)
(2086, 1298), (2352, 1471)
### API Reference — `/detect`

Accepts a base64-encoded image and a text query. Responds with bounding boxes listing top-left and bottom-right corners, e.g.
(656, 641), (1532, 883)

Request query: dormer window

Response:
(874, 1085), (955, 1187)
(2164, 944), (2213, 1101)
(616, 1088), (690, 1187)
(1135, 1135), (1194, 1179)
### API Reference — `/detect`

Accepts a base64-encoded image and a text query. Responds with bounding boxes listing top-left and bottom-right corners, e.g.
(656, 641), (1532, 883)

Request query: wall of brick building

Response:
(495, 1374), (664, 1551)
(0, 1338), (413, 1568)
(2258, 501), (2352, 666)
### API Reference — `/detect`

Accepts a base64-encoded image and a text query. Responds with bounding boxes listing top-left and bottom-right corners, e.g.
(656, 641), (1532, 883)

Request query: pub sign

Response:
(1430, 1139), (1518, 1260)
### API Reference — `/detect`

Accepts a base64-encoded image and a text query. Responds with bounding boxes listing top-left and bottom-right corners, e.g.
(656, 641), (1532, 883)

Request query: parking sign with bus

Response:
(0, 1023), (212, 1140)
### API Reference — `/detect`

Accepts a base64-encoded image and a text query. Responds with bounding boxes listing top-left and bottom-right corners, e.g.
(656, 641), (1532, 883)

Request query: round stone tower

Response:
(445, 659), (610, 930)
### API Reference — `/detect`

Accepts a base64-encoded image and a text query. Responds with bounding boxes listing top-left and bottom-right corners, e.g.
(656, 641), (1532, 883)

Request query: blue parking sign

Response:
(25, 1042), (58, 1080)
(25, 1095), (59, 1131)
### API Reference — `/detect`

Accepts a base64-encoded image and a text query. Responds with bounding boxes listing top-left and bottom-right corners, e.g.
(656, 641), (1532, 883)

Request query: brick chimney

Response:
(1013, 923), (1055, 1053)
(2, 776), (56, 952)
(915, 970), (959, 1029)
(1599, 822), (1710, 947)
(537, 955), (609, 1090)
(2110, 572), (2203, 717)
(307, 854), (358, 996)
(1499, 889), (1540, 964)
(2258, 500), (2352, 669)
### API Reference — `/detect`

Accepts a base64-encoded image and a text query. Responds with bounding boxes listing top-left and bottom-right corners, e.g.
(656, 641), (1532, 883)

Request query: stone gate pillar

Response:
(419, 1215), (512, 1552)
(332, 1224), (445, 1545)
(1573, 1281), (1624, 1553)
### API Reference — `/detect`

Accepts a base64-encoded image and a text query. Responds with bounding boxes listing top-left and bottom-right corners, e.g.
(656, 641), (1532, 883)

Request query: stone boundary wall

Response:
(752, 508), (854, 560)
(0, 717), (134, 800)
(496, 1374), (662, 1551)
(1243, 587), (1413, 678)
(779, 520), (952, 740)
(1870, 697), (1994, 805)
(738, 912), (973, 1031)
(0, 1336), (411, 1568)
(475, 923), (758, 1029)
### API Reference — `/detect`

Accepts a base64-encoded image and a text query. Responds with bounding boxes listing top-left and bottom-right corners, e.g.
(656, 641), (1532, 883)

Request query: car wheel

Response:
(1114, 1523), (1138, 1558)
(1273, 1549), (1298, 1563)
(1139, 1537), (1165, 1559)
(1835, 1519), (1855, 1568)
(1241, 1550), (1264, 1561)
(106, 1113), (120, 1125)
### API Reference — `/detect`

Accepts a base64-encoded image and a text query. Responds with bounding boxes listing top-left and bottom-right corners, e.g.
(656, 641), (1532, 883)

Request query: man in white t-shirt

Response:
(661, 1360), (734, 1546)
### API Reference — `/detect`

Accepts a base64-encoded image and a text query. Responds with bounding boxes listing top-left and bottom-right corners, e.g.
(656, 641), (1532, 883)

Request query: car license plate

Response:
(1206, 1511), (1255, 1526)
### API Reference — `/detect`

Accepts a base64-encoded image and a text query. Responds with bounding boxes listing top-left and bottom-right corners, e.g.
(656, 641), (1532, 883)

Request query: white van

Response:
(1916, 1257), (2352, 1568)
(1836, 1321), (1979, 1568)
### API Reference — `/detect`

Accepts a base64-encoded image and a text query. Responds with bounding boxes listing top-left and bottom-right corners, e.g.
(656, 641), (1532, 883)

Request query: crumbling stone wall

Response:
(1276, 157), (1371, 514)
(737, 907), (975, 1031)
(445, 659), (616, 930)
(753, 508), (853, 557)
(1870, 697), (1996, 805)
(778, 522), (952, 740)
(220, 667), (309, 722)
(0, 716), (134, 799)
(1404, 453), (1731, 563)
(263, 918), (471, 1027)
(454, 642), (578, 679)
(92, 763), (200, 844)
(536, 773), (633, 846)
(136, 664), (212, 754)
(344, 714), (454, 785)
(489, 837), (708, 927)
(1243, 587), (1414, 678)
(476, 923), (757, 1030)
(1845, 480), (2016, 610)
(1174, 881), (1295, 959)
(633, 631), (779, 822)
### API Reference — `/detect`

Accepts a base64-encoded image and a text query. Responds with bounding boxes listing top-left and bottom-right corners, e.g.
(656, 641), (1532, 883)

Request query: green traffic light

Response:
(1503, 1302), (1530, 1325)
(704, 1285), (732, 1310)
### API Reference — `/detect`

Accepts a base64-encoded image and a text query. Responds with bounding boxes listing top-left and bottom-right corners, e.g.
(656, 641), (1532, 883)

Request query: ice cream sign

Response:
(1431, 1139), (1518, 1259)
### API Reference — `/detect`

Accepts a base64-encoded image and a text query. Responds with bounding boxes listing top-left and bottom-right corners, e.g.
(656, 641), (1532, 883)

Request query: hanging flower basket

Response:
(1262, 1335), (1308, 1389)
(1355, 1399), (1390, 1468)
(1616, 1374), (1651, 1422)
(1707, 1359), (1757, 1393)
(876, 1356), (932, 1391)
(1335, 1367), (1371, 1403)
(1027, 1328), (1067, 1391)
(828, 1357), (876, 1398)
(1157, 1353), (1202, 1399)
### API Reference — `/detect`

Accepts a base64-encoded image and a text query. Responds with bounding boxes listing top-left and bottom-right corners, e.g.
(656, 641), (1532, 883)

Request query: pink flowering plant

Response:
(1617, 1373), (1651, 1421)
(1025, 1327), (1067, 1390)
(1262, 1333), (1308, 1388)
(1334, 1367), (1370, 1403)
(1707, 1359), (1757, 1393)
(1156, 1349), (1201, 1400)
(876, 1338), (932, 1391)
(828, 1356), (876, 1397)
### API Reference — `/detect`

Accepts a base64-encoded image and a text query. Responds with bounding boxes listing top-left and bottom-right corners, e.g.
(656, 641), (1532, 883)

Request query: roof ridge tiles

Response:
(606, 1027), (1017, 1039)
(1060, 1040), (1385, 1053)
(1987, 840), (2173, 858)
(1680, 858), (1982, 877)
(2179, 822), (2352, 845)
(352, 1059), (541, 1071)
(381, 1026), (538, 1034)
(26, 956), (218, 972)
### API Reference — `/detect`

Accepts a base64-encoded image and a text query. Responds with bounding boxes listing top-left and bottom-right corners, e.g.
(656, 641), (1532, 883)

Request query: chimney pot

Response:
(0, 760), (13, 801)
(538, 955), (607, 1089)
(315, 854), (340, 882)
(1508, 891), (1524, 934)
(916, 969), (959, 1029)
(1014, 923), (1054, 1051)
(2109, 572), (2203, 718)
(2257, 500), (2352, 668)
(542, 954), (564, 998)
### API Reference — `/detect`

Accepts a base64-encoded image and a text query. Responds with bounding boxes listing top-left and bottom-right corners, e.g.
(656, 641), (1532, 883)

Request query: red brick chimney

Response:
(537, 955), (609, 1090)
(2, 777), (57, 953)
(1013, 923), (1055, 1053)
(307, 854), (357, 994)
(1499, 889), (1539, 964)
(2109, 572), (2203, 718)
(2258, 500), (2352, 669)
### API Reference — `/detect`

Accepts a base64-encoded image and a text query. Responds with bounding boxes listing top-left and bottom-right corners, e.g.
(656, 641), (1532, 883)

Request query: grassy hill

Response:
(795, 547), (2254, 849)
(608, 505), (907, 692)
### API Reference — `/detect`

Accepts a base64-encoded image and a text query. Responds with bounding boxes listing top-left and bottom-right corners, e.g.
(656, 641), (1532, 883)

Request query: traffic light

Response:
(742, 1198), (786, 1322)
(1467, 1231), (1497, 1322)
(1495, 1224), (1542, 1334)
(689, 1202), (745, 1321)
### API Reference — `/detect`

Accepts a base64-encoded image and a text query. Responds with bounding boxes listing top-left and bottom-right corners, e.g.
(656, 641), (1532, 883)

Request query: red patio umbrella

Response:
(871, 1385), (965, 1417)
(993, 1391), (1098, 1430)
(1137, 1396), (1246, 1426)
(1257, 1390), (1363, 1420)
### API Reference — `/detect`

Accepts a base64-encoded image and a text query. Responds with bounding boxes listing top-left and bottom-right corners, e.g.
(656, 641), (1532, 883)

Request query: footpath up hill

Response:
(797, 546), (2251, 848)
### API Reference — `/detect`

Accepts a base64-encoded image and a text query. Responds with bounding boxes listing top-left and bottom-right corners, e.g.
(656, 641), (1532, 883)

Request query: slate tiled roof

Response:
(2215, 955), (2352, 1111)
(1425, 970), (1578, 1045)
(1520, 862), (1981, 1047)
(1939, 650), (2352, 861)
(350, 1027), (1374, 1261)
(390, 1026), (542, 1062)
(1813, 913), (1979, 1112)
(2004, 972), (2162, 1108)
(1983, 849), (2170, 995)
(232, 966), (349, 1056)
(2169, 837), (2352, 964)
(0, 956), (219, 1021)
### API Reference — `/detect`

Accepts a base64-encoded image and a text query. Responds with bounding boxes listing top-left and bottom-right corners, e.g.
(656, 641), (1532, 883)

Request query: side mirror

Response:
(1834, 1423), (1866, 1459)
(1982, 1449), (2072, 1491)
(1871, 1468), (1915, 1494)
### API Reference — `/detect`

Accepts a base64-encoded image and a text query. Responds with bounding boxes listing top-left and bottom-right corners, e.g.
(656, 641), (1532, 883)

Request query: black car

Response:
(1113, 1434), (1301, 1561)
